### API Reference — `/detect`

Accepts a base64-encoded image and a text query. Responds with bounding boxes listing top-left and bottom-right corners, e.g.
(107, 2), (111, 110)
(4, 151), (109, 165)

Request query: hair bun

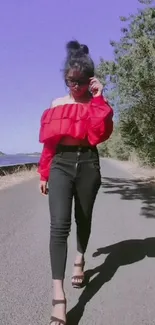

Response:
(66, 40), (80, 54)
(80, 44), (89, 54)
(66, 40), (89, 56)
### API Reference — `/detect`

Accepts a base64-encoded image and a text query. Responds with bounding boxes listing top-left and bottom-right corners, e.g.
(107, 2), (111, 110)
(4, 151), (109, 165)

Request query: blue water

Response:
(0, 155), (40, 167)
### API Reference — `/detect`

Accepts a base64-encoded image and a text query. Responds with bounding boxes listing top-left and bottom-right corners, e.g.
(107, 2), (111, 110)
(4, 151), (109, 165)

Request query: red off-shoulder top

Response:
(38, 95), (113, 181)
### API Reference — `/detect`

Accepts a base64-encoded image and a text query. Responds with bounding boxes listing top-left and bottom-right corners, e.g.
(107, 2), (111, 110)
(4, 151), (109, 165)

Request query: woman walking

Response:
(38, 40), (113, 325)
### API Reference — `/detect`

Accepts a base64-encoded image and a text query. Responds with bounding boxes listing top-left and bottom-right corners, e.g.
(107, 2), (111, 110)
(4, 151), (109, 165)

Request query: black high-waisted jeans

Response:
(48, 145), (101, 280)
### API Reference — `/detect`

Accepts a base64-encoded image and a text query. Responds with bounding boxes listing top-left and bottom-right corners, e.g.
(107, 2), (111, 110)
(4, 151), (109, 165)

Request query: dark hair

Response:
(64, 40), (94, 79)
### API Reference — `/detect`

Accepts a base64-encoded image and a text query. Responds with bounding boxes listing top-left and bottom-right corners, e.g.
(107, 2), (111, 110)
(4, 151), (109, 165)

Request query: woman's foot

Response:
(50, 299), (66, 325)
(72, 254), (85, 288)
(50, 284), (66, 325)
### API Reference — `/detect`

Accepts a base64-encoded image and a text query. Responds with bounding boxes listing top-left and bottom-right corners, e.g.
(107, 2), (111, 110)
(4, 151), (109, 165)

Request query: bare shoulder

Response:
(50, 95), (70, 108)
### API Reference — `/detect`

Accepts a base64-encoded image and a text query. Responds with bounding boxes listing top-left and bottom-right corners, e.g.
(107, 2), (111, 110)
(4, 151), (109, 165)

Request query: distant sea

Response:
(0, 155), (40, 167)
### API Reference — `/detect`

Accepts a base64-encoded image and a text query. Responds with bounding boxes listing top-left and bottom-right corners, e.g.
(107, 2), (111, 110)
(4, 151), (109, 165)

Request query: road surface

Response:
(0, 158), (155, 325)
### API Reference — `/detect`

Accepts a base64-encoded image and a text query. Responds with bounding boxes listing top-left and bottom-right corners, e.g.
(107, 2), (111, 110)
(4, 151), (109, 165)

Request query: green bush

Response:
(97, 0), (155, 166)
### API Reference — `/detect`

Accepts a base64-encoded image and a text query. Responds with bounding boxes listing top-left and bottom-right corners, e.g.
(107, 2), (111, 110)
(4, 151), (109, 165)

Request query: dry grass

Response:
(107, 158), (155, 182)
(1, 159), (155, 192)
(0, 165), (38, 191)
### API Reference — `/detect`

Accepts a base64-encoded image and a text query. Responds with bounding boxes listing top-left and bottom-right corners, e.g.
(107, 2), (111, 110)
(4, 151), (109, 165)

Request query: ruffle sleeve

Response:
(38, 140), (56, 181)
(87, 96), (113, 145)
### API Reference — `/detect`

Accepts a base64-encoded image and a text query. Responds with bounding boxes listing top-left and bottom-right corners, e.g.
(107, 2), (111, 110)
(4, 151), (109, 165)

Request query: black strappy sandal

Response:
(72, 260), (85, 289)
(49, 299), (66, 325)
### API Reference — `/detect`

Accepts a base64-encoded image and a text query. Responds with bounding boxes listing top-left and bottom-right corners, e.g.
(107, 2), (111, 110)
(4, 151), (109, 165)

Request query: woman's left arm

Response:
(87, 78), (114, 145)
(38, 141), (55, 181)
(37, 108), (56, 181)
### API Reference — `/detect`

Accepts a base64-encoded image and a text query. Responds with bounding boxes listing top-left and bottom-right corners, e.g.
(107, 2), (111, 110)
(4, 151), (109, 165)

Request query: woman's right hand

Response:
(39, 180), (48, 195)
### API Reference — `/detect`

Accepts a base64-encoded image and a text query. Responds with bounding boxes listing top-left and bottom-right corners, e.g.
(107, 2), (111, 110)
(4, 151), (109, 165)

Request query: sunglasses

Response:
(65, 78), (90, 87)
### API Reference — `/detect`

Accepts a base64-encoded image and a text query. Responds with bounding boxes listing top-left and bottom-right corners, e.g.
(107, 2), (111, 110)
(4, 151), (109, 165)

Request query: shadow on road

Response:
(67, 237), (155, 325)
(101, 177), (155, 218)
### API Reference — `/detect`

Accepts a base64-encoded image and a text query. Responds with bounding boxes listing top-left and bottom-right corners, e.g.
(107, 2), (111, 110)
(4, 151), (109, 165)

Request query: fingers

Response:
(89, 78), (98, 90)
(90, 77), (102, 88)
(89, 78), (100, 95)
(90, 77), (98, 81)
(89, 77), (101, 89)
(89, 77), (103, 96)
(40, 184), (48, 195)
(89, 77), (98, 85)
(40, 185), (44, 194)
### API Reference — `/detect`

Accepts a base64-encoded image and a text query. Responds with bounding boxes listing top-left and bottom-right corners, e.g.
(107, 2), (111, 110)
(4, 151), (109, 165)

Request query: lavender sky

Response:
(0, 0), (143, 154)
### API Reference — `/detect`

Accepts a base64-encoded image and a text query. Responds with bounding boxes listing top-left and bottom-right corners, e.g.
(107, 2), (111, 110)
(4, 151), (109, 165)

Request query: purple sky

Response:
(0, 0), (143, 154)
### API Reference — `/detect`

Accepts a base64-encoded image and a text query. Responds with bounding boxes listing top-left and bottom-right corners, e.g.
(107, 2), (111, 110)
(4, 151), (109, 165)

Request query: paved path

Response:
(0, 158), (155, 325)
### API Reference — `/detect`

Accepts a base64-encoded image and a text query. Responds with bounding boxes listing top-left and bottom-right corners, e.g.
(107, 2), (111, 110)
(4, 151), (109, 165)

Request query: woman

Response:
(38, 40), (113, 325)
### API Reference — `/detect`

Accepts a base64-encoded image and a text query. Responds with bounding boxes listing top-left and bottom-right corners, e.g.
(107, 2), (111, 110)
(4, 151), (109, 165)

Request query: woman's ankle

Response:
(75, 252), (84, 263)
(52, 279), (65, 299)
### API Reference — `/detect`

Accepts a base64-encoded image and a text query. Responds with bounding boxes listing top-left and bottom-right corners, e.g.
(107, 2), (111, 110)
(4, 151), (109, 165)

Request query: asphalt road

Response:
(0, 158), (155, 325)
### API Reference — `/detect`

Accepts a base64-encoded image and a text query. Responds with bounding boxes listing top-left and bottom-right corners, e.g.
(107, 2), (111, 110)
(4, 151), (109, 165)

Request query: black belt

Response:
(56, 144), (97, 153)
